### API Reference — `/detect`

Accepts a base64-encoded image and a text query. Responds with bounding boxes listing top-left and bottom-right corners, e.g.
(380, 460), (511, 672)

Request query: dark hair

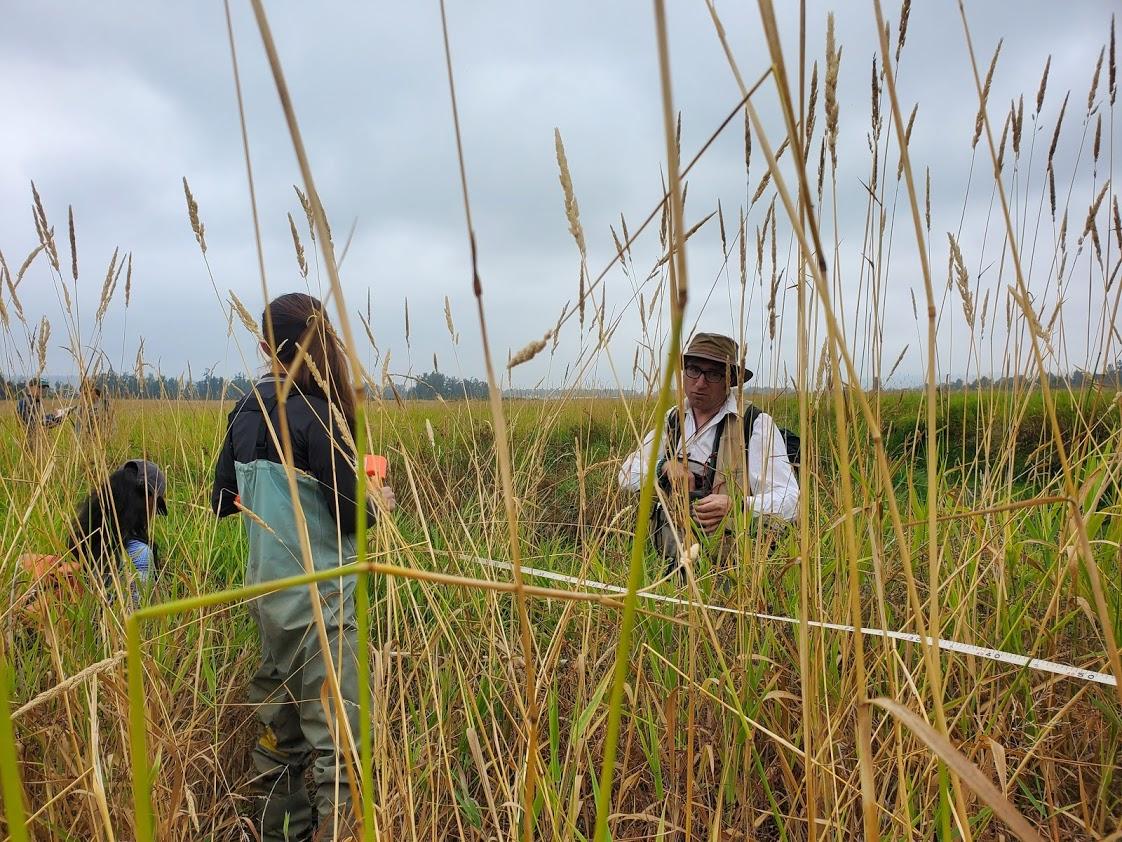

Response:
(262, 292), (356, 428)
(69, 463), (157, 584)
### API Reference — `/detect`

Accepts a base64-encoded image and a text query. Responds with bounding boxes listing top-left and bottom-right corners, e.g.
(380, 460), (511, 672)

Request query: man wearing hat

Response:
(17, 379), (65, 443)
(618, 332), (799, 570)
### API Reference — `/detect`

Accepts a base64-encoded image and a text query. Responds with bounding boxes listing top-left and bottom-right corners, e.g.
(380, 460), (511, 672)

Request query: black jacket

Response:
(210, 378), (375, 534)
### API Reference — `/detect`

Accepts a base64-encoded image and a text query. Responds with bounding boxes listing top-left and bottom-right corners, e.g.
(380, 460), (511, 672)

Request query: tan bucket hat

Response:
(683, 332), (753, 384)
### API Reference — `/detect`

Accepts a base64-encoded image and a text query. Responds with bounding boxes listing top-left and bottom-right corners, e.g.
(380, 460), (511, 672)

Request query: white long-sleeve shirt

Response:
(618, 393), (800, 521)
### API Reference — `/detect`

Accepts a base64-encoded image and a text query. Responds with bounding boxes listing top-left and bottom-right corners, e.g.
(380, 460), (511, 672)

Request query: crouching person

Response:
(212, 293), (395, 842)
(618, 332), (799, 576)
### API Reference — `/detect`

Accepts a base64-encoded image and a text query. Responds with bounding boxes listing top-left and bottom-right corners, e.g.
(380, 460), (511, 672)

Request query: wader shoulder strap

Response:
(254, 396), (279, 461)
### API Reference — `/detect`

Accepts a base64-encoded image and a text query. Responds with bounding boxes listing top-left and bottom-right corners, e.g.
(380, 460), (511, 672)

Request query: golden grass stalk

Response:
(594, 3), (690, 838)
(437, 4), (540, 838)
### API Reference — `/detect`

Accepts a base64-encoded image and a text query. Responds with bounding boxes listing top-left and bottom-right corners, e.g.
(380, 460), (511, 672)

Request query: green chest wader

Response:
(237, 398), (359, 840)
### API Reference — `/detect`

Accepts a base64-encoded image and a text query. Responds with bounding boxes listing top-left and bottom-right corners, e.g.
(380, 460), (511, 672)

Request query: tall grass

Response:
(1, 2), (1121, 840)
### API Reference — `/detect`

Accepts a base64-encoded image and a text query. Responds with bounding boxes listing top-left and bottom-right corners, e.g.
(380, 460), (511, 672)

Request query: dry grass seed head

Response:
(444, 295), (458, 344)
(925, 167), (931, 231)
(229, 290), (263, 341)
(804, 61), (819, 157)
(1048, 164), (1057, 218)
(1110, 16), (1117, 105)
(404, 297), (411, 348)
(750, 138), (788, 207)
(738, 207), (747, 288)
(95, 248), (120, 323)
(507, 331), (551, 370)
(1013, 95), (1024, 156)
(288, 212), (308, 279)
(1036, 55), (1052, 115)
(1048, 92), (1069, 164)
(871, 56), (881, 139)
(1113, 196), (1122, 252)
(744, 106), (752, 182)
(15, 244), (45, 291)
(5, 267), (25, 322)
(1088, 46), (1105, 114)
(124, 253), (133, 308)
(895, 0), (911, 64)
(825, 13), (841, 170)
(68, 205), (77, 283)
(996, 109), (1011, 173)
(295, 186), (315, 241)
(887, 343), (909, 383)
(182, 177), (207, 254)
(973, 39), (1002, 149)
(898, 104), (918, 180)
(947, 235), (972, 328)
(554, 129), (587, 261)
(36, 316), (50, 373)
(1082, 181), (1110, 246)
(1093, 114), (1102, 165)
(717, 199), (727, 256)
(31, 182), (60, 273)
(817, 137), (826, 202)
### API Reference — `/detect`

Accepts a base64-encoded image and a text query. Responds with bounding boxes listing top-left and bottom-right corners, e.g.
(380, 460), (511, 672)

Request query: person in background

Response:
(17, 379), (65, 439)
(74, 381), (111, 437)
(67, 459), (167, 604)
(618, 332), (799, 574)
(211, 292), (395, 842)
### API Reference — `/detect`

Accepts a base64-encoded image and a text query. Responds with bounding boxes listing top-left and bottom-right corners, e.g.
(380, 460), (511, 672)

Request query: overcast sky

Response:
(0, 1), (1114, 391)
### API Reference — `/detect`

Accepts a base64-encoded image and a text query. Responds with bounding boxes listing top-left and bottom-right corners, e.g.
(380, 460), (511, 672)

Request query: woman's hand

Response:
(379, 484), (397, 513)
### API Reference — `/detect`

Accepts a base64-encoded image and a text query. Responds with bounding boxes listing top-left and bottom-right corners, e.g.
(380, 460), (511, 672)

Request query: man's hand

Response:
(660, 459), (695, 493)
(692, 493), (731, 533)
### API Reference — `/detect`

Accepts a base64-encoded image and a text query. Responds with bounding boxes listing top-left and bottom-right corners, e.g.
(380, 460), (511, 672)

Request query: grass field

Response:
(1, 388), (1119, 839)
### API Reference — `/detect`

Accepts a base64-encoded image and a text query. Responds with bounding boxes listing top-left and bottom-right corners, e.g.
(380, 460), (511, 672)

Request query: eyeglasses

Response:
(683, 364), (727, 384)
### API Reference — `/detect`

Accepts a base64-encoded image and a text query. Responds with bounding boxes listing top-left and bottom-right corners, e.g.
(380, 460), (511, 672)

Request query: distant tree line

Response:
(0, 369), (491, 401)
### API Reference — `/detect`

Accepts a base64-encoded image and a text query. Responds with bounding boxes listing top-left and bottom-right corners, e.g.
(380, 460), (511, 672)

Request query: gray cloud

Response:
(0, 1), (1114, 391)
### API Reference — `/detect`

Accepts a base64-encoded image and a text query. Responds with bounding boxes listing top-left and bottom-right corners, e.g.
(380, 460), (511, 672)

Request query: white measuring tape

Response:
(477, 558), (1116, 688)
